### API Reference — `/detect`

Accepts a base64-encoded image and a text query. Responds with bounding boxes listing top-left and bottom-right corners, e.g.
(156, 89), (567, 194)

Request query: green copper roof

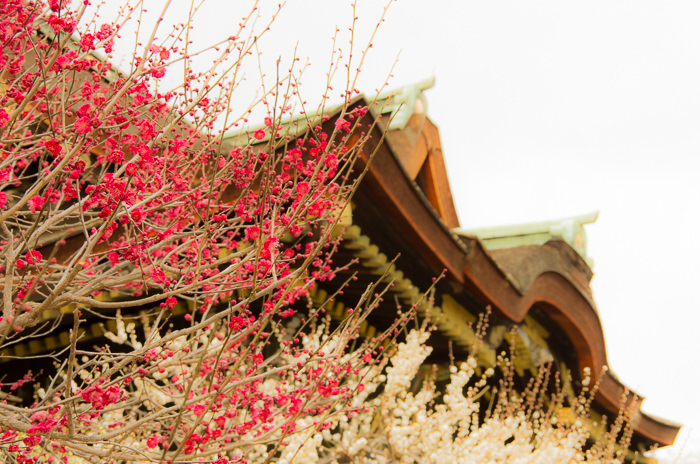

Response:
(454, 211), (599, 267)
(223, 77), (437, 143)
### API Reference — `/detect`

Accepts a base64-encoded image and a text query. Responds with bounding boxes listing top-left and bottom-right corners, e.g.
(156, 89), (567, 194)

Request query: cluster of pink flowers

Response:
(78, 384), (125, 411)
(0, 0), (381, 462)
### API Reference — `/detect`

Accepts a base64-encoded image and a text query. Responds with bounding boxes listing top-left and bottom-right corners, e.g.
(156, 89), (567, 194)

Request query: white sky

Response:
(99, 0), (700, 459)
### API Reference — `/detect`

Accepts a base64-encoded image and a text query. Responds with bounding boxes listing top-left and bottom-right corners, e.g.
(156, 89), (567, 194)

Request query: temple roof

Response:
(324, 89), (681, 449)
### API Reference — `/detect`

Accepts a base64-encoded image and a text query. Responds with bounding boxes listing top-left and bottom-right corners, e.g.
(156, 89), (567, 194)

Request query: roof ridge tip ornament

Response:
(371, 76), (436, 130)
(454, 211), (600, 268)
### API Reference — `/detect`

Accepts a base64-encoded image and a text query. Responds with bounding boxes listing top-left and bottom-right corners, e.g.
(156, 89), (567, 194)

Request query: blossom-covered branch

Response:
(0, 0), (397, 461)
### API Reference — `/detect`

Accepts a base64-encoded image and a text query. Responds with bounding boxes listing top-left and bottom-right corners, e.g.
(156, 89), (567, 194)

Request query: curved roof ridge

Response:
(456, 211), (599, 267)
(347, 101), (680, 447)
